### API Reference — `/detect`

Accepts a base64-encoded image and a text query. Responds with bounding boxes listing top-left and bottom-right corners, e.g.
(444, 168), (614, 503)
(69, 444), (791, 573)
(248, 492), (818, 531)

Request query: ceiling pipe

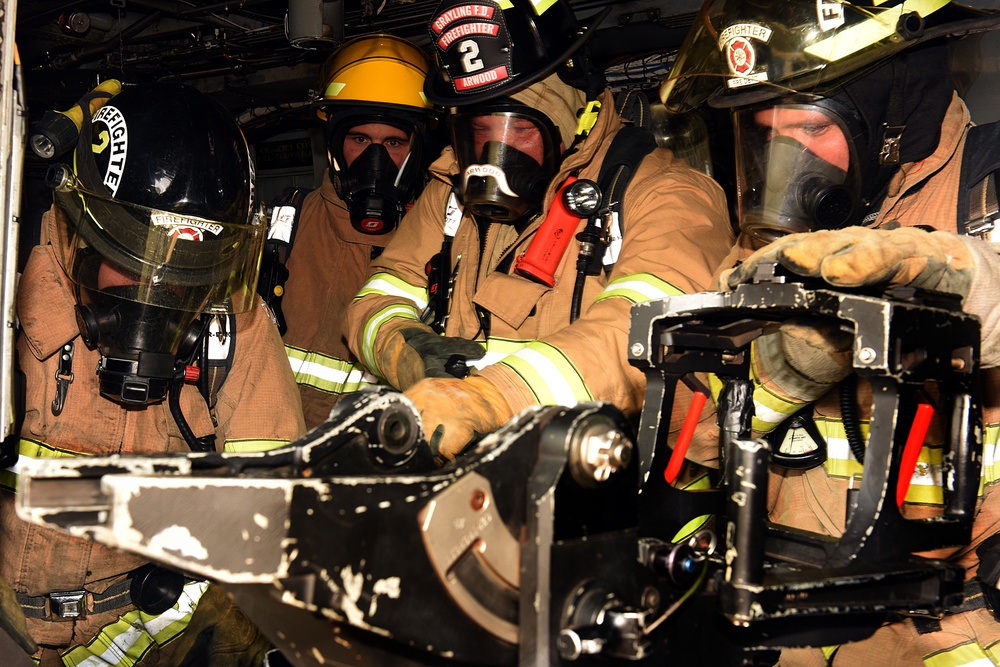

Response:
(286, 0), (344, 50)
(47, 9), (164, 69)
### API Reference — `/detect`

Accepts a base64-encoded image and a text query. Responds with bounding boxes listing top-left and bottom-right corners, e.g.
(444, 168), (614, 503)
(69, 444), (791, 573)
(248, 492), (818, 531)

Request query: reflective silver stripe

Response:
(285, 346), (379, 394)
(356, 272), (429, 311)
(361, 305), (420, 376)
(499, 342), (591, 406)
(595, 273), (684, 304)
(64, 580), (209, 667)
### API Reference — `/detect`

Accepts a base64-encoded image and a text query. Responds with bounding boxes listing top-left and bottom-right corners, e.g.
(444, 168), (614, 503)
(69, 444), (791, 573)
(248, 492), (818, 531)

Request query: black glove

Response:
(400, 327), (485, 379)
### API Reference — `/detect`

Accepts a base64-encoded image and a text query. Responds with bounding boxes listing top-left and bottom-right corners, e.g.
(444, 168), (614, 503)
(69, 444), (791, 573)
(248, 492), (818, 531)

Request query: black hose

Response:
(168, 376), (216, 453)
(570, 268), (587, 323)
(839, 374), (866, 464)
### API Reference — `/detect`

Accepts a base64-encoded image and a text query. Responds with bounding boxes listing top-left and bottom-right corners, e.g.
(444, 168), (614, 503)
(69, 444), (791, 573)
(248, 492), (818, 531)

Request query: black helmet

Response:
(55, 82), (265, 314)
(424, 0), (609, 106)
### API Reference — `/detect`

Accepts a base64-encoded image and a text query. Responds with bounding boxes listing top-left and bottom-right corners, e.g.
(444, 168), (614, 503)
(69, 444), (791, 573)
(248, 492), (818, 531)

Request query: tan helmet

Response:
(312, 33), (435, 120)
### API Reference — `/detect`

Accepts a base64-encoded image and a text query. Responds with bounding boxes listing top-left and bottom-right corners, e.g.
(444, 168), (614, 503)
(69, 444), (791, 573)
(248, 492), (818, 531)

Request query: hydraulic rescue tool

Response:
(16, 263), (984, 666)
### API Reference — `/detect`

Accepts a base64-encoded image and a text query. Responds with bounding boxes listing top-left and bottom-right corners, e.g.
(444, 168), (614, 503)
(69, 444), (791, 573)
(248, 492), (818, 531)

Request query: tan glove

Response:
(404, 375), (513, 461)
(723, 226), (974, 295)
(722, 226), (976, 405)
(754, 317), (854, 411)
(377, 321), (486, 391)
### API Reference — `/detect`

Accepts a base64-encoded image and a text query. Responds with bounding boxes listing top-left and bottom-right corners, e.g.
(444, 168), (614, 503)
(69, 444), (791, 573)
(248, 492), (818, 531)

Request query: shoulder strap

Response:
(592, 125), (658, 275)
(957, 121), (1000, 240)
(614, 89), (653, 132)
(196, 313), (236, 411)
(258, 187), (309, 335)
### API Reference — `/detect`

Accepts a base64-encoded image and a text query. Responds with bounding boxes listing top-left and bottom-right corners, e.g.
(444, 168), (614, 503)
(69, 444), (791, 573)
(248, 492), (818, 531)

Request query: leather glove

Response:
(753, 317), (855, 414)
(721, 226), (978, 406)
(404, 375), (513, 461)
(722, 226), (974, 294)
(377, 321), (486, 391)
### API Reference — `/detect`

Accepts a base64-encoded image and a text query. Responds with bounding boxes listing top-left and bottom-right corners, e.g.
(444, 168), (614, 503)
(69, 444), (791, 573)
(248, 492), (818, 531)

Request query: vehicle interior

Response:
(14, 0), (712, 253)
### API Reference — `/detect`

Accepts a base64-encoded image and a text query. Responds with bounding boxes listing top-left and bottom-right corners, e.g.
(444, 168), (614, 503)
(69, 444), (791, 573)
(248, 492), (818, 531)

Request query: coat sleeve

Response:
(477, 152), (735, 416)
(214, 297), (307, 450)
(345, 178), (453, 377)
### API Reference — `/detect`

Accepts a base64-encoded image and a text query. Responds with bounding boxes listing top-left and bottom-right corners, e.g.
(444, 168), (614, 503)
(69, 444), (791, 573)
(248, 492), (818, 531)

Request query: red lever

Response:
(665, 391), (708, 485)
(896, 402), (935, 507)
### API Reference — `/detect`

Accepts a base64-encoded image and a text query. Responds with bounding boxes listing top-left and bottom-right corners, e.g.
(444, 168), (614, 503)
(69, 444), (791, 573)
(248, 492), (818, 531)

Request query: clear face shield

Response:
(734, 103), (861, 245)
(450, 106), (560, 223)
(50, 166), (265, 404)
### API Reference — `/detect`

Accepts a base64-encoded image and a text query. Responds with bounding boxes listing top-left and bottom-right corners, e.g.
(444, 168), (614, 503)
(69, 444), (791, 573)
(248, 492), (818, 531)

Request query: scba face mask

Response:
(74, 269), (204, 406)
(734, 103), (861, 245)
(328, 117), (426, 236)
(451, 105), (561, 223)
(342, 142), (409, 235)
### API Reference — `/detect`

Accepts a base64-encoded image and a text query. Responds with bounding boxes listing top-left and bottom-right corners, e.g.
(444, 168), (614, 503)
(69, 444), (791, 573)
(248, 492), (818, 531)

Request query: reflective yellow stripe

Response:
(804, 0), (949, 62)
(2, 438), (87, 492)
(529, 0), (557, 15)
(355, 272), (429, 311)
(923, 640), (996, 667)
(499, 341), (591, 406)
(62, 580), (209, 667)
(595, 273), (685, 305)
(670, 473), (713, 544)
(360, 304), (421, 376)
(748, 340), (809, 434)
(496, 0), (514, 9)
(223, 438), (289, 453)
(285, 345), (378, 395)
(468, 337), (528, 369)
(817, 416), (1000, 506)
(982, 424), (1000, 485)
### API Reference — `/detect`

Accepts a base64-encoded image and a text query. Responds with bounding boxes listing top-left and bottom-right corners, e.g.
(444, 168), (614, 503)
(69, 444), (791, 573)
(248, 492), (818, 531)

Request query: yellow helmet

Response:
(313, 33), (435, 120)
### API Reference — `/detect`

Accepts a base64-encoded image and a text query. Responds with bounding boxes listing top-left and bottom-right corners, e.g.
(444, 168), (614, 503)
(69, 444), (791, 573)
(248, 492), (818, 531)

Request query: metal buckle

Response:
(49, 590), (87, 618)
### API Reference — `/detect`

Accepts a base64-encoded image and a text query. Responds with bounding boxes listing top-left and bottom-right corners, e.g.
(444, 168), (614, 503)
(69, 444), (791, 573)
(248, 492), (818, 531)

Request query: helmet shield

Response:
(56, 174), (266, 314)
(451, 104), (560, 221)
(660, 0), (996, 113)
(734, 103), (861, 244)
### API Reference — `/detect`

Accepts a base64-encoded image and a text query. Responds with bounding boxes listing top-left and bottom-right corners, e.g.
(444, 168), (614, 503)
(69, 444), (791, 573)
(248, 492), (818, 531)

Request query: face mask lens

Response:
(451, 109), (559, 222)
(735, 104), (858, 242)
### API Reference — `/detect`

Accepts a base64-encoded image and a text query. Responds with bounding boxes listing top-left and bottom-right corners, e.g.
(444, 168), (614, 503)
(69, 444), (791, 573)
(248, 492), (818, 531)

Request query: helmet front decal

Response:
(430, 1), (513, 96)
(817, 0), (845, 31)
(150, 212), (223, 241)
(92, 105), (128, 196)
(719, 24), (772, 89)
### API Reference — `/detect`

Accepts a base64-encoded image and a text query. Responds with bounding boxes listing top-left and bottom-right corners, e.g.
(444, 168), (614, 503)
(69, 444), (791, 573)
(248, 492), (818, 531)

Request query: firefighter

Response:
(346, 0), (735, 462)
(0, 83), (305, 666)
(263, 33), (443, 429)
(662, 1), (1000, 664)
